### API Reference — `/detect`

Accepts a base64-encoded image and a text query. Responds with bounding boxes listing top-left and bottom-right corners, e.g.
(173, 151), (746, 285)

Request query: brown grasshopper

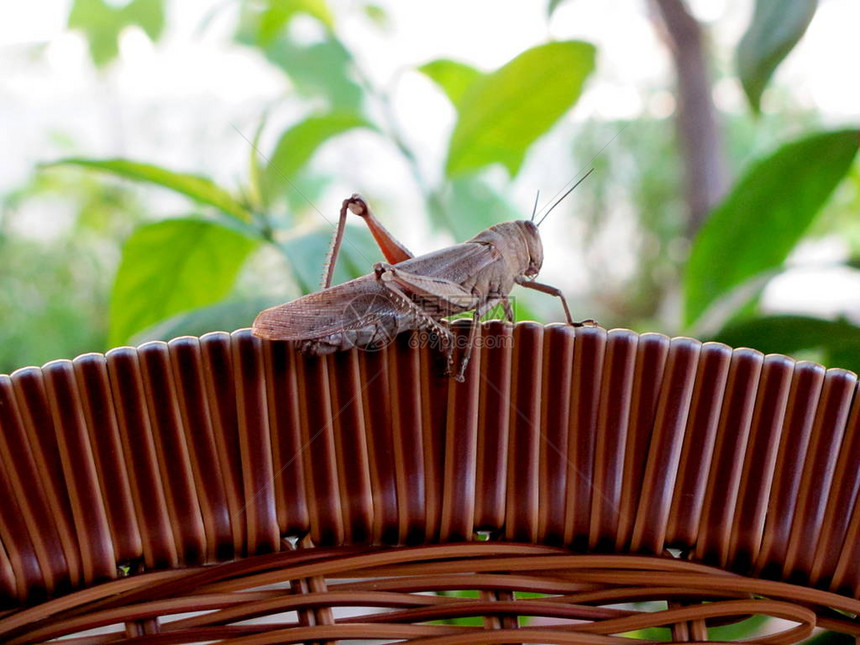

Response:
(253, 174), (594, 381)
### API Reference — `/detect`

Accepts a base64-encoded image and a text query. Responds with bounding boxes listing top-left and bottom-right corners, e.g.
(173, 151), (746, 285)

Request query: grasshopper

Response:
(253, 174), (594, 381)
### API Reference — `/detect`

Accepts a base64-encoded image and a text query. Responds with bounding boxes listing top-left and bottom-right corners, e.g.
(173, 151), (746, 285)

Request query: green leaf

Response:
(436, 177), (520, 240)
(417, 59), (483, 107)
(247, 118), (267, 210)
(247, 30), (363, 111)
(135, 297), (278, 342)
(445, 40), (596, 177)
(68, 0), (164, 67)
(264, 113), (372, 202)
(123, 0), (164, 41)
(827, 344), (860, 376)
(707, 614), (769, 641)
(363, 3), (389, 29)
(684, 129), (859, 327)
(283, 172), (332, 221)
(289, 0), (335, 28)
(48, 158), (250, 221)
(0, 235), (111, 373)
(255, 0), (334, 45)
(548, 0), (568, 18)
(235, 0), (334, 48)
(736, 0), (818, 113)
(110, 218), (258, 345)
(711, 315), (860, 373)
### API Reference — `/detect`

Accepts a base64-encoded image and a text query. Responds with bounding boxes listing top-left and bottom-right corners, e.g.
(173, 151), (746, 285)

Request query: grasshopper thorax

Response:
(470, 220), (544, 280)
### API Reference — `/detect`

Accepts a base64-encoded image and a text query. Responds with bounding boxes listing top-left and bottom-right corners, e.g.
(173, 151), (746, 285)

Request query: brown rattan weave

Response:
(0, 321), (858, 643)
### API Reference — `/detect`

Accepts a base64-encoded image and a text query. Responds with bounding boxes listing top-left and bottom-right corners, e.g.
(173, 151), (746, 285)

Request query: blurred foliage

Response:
(443, 40), (595, 177)
(713, 315), (860, 373)
(802, 630), (858, 644)
(565, 117), (683, 327)
(736, 0), (818, 114)
(417, 59), (483, 107)
(1, 169), (142, 370)
(1, 234), (109, 370)
(684, 129), (859, 328)
(707, 614), (771, 641)
(235, 1), (361, 112)
(626, 611), (770, 641)
(262, 113), (374, 205)
(108, 217), (259, 345)
(47, 158), (253, 221)
(25, 0), (600, 355)
(68, 0), (165, 67)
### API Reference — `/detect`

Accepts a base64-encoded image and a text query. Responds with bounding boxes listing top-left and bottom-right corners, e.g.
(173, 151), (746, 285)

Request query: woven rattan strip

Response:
(0, 321), (858, 643)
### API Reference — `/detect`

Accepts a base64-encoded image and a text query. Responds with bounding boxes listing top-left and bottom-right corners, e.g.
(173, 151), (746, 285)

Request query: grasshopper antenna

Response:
(530, 189), (540, 222)
(534, 124), (627, 224)
(536, 168), (594, 227)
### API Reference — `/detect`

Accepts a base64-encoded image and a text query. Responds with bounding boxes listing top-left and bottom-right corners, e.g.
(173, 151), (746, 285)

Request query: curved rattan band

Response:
(0, 322), (858, 642)
(1, 544), (857, 643)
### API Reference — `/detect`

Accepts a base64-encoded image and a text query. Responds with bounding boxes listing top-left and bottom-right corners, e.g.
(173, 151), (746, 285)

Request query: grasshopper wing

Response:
(397, 241), (500, 283)
(252, 276), (406, 341)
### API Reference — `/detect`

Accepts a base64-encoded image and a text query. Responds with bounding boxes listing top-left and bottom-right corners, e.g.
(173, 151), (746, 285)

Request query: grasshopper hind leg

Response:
(372, 266), (458, 370)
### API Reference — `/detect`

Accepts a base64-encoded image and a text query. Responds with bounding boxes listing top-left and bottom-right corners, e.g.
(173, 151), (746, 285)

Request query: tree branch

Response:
(651, 0), (728, 236)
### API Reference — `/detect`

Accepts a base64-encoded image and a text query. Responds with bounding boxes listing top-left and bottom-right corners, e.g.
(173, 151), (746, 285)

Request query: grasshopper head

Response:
(517, 219), (543, 278)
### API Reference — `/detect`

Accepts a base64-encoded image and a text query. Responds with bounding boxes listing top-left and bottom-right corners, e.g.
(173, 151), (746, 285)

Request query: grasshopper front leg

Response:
(500, 295), (515, 323)
(374, 262), (484, 381)
(456, 288), (503, 381)
(514, 276), (596, 327)
(375, 263), (498, 382)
